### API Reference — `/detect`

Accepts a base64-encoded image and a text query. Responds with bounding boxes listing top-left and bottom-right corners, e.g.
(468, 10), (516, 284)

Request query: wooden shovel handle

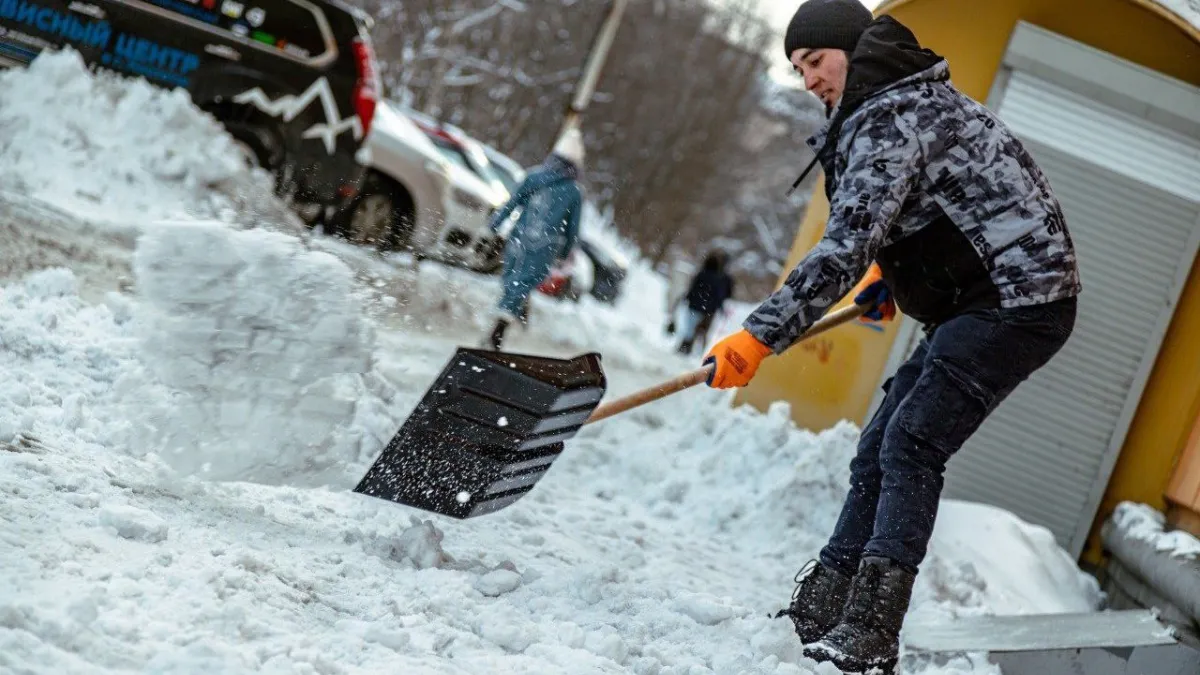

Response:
(583, 364), (713, 426)
(584, 302), (871, 426)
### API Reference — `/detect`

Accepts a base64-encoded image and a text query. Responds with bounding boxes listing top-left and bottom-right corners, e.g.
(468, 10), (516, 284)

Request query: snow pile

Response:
(1111, 501), (1200, 560)
(0, 49), (285, 228)
(911, 502), (1101, 621)
(0, 221), (402, 491)
(0, 267), (147, 449)
(126, 221), (401, 486)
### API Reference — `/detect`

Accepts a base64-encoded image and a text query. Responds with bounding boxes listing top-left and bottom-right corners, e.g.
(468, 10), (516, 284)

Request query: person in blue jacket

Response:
(483, 128), (585, 351)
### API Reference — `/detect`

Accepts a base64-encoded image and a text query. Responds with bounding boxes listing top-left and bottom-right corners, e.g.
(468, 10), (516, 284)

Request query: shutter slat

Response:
(947, 445), (1092, 521)
(1001, 73), (1200, 202)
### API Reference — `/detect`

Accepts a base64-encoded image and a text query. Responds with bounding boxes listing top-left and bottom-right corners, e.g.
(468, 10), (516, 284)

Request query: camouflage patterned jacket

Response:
(744, 16), (1081, 354)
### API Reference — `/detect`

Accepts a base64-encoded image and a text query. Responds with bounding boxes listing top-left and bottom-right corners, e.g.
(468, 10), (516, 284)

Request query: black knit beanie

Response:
(783, 0), (874, 57)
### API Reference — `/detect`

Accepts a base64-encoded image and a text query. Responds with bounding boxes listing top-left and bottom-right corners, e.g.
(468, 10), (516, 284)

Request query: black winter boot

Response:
(803, 556), (916, 674)
(488, 318), (510, 351)
(774, 560), (853, 644)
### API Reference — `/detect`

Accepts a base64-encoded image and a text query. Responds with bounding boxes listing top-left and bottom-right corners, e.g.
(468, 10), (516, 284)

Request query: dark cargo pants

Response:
(819, 296), (1078, 575)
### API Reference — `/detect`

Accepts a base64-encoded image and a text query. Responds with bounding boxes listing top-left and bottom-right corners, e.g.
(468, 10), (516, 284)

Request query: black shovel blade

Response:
(353, 348), (607, 518)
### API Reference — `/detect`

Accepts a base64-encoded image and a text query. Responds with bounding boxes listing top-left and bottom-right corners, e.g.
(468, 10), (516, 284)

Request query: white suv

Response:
(346, 101), (507, 272)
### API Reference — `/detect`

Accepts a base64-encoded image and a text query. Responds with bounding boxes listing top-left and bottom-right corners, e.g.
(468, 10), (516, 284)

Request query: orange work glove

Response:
(702, 330), (773, 389)
(850, 263), (896, 322)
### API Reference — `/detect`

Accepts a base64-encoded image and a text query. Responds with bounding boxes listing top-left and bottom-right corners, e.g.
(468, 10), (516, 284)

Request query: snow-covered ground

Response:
(1, 51), (1104, 675)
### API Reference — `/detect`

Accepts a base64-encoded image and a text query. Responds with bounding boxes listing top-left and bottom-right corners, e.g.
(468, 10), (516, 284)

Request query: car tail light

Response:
(421, 124), (459, 147)
(351, 35), (381, 138)
(410, 117), (464, 149)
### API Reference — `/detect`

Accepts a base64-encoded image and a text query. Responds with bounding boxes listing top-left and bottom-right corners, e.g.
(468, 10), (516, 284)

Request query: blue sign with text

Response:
(105, 33), (200, 87)
(2, 1), (202, 87)
(0, 0), (110, 48)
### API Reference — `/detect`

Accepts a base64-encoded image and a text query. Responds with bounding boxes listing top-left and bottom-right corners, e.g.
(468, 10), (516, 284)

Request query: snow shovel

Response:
(353, 302), (870, 519)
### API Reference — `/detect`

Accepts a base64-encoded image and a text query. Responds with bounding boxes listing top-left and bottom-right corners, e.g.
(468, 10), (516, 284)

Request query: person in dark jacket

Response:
(677, 250), (736, 355)
(483, 128), (585, 351)
(700, 2), (1081, 672)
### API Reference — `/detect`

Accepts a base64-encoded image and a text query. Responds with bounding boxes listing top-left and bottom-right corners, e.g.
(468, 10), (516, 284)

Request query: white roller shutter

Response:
(869, 28), (1200, 557)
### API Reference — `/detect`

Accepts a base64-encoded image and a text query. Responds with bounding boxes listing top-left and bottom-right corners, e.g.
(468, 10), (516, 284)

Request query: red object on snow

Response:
(538, 268), (570, 296)
(537, 252), (576, 297)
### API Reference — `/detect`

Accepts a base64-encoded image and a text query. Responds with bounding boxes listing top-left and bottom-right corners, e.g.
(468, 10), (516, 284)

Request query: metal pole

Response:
(555, 0), (628, 143)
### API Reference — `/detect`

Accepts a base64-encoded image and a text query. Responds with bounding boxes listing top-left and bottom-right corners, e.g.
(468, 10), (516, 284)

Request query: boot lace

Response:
(773, 559), (819, 619)
(790, 559), (819, 604)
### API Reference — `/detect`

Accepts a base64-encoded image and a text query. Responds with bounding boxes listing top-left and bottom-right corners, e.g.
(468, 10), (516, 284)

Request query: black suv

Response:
(0, 0), (380, 221)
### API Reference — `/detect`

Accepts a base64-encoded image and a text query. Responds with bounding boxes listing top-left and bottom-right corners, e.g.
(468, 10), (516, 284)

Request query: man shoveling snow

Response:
(701, 1), (1082, 672)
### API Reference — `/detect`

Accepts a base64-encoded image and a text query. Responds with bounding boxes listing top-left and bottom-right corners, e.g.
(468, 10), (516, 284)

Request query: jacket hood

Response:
(840, 17), (945, 112)
(788, 15), (947, 194)
(521, 158), (579, 196)
(543, 153), (580, 182)
(810, 16), (946, 147)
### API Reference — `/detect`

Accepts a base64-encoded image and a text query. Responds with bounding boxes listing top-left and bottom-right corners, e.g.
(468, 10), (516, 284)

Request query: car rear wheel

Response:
(222, 119), (295, 200)
(347, 176), (416, 252)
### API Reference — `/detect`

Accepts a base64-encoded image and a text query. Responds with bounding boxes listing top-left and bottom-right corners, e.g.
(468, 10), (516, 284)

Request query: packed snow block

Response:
(294, 385), (356, 421)
(128, 221), (388, 483)
(134, 227), (241, 302)
(354, 348), (607, 519)
(233, 352), (302, 382)
(233, 230), (302, 278)
(249, 330), (289, 355)
(315, 353), (374, 380)
(135, 222), (373, 383)
(307, 314), (361, 344)
(140, 315), (223, 361)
